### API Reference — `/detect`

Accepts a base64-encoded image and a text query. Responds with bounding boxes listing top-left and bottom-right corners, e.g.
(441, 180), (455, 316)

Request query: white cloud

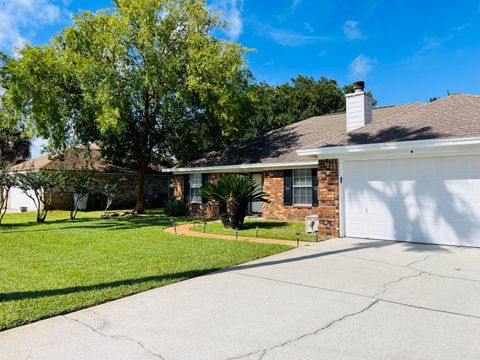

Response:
(252, 21), (331, 47)
(414, 23), (470, 58)
(291, 0), (301, 12)
(349, 54), (376, 78)
(0, 0), (70, 52)
(211, 0), (244, 42)
(304, 22), (314, 33)
(343, 20), (364, 40)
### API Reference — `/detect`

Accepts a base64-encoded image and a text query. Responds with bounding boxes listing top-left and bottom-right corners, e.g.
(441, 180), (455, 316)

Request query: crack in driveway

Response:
(63, 315), (166, 360)
(227, 299), (380, 360)
(227, 251), (479, 360)
(340, 252), (480, 283)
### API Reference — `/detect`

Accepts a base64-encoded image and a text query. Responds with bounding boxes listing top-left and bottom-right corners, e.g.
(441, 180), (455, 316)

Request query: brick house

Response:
(8, 146), (170, 212)
(165, 83), (480, 247)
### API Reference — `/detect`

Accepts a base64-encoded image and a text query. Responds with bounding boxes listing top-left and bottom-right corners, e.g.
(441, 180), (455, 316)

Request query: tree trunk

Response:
(134, 165), (146, 214)
(218, 200), (230, 228)
(227, 197), (242, 229)
(135, 92), (150, 215)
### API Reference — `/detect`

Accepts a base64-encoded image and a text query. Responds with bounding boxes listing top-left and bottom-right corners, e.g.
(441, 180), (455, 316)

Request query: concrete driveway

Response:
(1, 238), (480, 360)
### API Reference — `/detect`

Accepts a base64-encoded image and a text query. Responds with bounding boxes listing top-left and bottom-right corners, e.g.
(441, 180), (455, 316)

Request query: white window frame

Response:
(190, 173), (202, 204)
(293, 168), (312, 205)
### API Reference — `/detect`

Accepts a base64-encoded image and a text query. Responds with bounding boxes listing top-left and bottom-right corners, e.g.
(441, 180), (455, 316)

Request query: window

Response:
(293, 169), (312, 205)
(167, 178), (174, 199)
(190, 173), (202, 204)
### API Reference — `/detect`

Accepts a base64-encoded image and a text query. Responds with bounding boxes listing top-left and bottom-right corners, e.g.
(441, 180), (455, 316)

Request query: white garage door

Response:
(343, 155), (480, 247)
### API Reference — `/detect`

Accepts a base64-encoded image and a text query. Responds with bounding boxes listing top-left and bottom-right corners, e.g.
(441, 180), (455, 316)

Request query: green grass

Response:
(191, 219), (322, 242)
(0, 210), (289, 331)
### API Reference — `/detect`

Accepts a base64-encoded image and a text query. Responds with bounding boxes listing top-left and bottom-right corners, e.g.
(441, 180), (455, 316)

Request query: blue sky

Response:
(1, 0), (479, 106)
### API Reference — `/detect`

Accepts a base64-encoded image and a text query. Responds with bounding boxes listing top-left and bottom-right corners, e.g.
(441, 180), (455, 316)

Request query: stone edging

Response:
(164, 222), (313, 247)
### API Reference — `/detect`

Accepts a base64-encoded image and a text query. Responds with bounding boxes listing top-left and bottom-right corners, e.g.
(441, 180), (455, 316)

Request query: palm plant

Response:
(201, 175), (269, 229)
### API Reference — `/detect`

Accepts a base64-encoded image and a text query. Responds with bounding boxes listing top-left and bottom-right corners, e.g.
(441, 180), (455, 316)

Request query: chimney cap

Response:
(352, 81), (365, 93)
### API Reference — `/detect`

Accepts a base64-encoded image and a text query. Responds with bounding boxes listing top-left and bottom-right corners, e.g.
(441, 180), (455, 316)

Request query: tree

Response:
(243, 77), (374, 139)
(58, 168), (95, 220)
(16, 170), (59, 222)
(201, 175), (269, 229)
(0, 129), (31, 163)
(0, 53), (31, 164)
(0, 162), (16, 224)
(0, 0), (253, 213)
(102, 176), (128, 217)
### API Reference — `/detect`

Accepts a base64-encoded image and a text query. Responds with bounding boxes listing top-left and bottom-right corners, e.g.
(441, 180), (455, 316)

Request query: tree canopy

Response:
(0, 0), (253, 212)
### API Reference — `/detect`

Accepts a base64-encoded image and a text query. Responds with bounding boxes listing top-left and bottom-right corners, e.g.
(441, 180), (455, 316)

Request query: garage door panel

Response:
(343, 156), (480, 247)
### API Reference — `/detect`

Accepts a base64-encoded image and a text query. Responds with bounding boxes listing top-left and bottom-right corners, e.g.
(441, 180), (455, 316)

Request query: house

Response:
(164, 82), (480, 247)
(8, 146), (170, 212)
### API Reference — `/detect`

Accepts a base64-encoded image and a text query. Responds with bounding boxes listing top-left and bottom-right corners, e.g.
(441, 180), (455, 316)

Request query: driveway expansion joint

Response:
(63, 315), (166, 360)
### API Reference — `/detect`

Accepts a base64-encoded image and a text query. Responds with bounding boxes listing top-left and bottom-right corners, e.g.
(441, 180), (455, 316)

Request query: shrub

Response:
(164, 199), (187, 217)
(201, 175), (269, 229)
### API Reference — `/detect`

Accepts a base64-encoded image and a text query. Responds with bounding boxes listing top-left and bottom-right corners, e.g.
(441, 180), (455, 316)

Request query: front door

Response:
(250, 173), (263, 213)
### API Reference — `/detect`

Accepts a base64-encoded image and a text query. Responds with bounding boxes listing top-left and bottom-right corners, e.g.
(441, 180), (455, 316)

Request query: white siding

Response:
(346, 92), (372, 132)
(8, 187), (36, 211)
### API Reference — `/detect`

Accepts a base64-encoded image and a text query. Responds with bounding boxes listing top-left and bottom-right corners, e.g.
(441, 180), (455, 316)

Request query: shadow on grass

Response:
(238, 221), (290, 230)
(0, 268), (220, 302)
(1, 238), (451, 302)
(0, 212), (195, 233)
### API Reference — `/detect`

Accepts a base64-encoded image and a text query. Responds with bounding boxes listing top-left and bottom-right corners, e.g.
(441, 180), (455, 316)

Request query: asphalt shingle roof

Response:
(181, 93), (480, 168)
(314, 93), (480, 148)
(181, 101), (424, 167)
(11, 146), (136, 173)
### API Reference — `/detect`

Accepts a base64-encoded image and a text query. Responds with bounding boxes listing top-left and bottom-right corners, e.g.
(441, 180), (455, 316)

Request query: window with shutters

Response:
(293, 169), (312, 205)
(190, 173), (202, 204)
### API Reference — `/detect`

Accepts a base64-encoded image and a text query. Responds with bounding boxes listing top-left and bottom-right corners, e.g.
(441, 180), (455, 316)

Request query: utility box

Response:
(305, 215), (319, 234)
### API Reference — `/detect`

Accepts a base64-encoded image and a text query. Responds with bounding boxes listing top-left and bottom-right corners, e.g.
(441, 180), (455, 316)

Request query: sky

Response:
(1, 0), (480, 156)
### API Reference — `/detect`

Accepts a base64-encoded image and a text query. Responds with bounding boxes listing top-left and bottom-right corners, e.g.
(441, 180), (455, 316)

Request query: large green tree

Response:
(247, 76), (346, 137)
(0, 129), (31, 163)
(0, 0), (252, 213)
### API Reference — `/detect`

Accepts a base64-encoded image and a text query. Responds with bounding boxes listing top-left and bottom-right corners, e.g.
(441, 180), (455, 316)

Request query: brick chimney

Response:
(346, 81), (372, 132)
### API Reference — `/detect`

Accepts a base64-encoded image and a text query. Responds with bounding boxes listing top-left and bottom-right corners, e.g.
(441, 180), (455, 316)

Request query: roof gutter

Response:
(296, 136), (480, 158)
(162, 160), (318, 174)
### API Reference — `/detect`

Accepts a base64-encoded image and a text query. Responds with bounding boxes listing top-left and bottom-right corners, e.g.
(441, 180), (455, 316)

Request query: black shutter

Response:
(284, 170), (293, 206)
(201, 173), (208, 204)
(183, 174), (190, 203)
(312, 168), (318, 207)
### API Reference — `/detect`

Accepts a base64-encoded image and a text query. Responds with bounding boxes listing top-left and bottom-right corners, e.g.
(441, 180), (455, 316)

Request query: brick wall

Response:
(317, 159), (340, 237)
(261, 164), (340, 237)
(174, 161), (340, 237)
(50, 173), (169, 211)
(173, 173), (226, 218)
(262, 170), (318, 221)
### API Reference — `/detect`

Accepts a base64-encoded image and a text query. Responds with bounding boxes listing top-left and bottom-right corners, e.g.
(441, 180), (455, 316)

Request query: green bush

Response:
(164, 199), (187, 216)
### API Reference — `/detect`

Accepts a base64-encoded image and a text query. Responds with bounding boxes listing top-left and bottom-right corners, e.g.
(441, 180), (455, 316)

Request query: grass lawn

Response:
(0, 210), (289, 331)
(191, 219), (323, 242)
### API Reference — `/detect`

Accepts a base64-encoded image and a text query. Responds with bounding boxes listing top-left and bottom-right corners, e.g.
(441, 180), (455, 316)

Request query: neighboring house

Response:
(8, 146), (170, 212)
(164, 82), (480, 247)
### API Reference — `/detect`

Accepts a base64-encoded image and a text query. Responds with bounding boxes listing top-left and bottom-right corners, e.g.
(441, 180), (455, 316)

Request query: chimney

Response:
(345, 81), (372, 132)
